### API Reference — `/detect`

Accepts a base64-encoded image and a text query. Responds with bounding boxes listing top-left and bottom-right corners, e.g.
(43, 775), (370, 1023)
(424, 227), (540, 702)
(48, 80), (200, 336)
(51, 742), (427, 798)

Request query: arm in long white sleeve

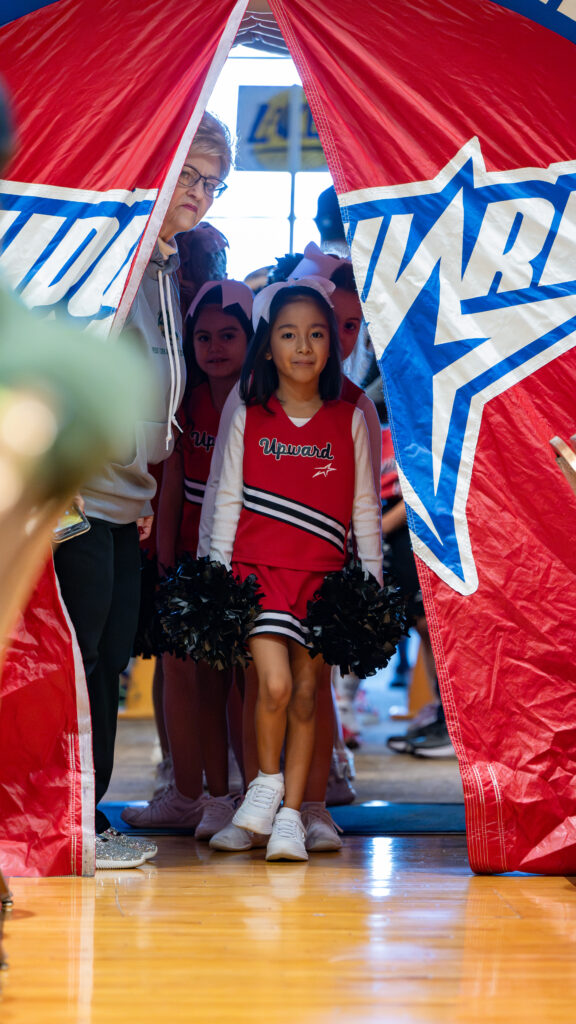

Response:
(352, 407), (383, 585)
(197, 381), (242, 556)
(209, 404), (246, 569)
(356, 391), (382, 492)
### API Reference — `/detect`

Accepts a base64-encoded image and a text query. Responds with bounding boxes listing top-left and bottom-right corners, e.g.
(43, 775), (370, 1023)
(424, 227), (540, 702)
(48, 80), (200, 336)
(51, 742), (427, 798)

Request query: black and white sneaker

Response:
(410, 720), (456, 758)
(386, 703), (441, 753)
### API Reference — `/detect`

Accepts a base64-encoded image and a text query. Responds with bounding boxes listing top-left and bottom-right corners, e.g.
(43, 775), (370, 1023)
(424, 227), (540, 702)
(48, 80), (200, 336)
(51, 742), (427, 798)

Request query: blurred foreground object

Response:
(0, 282), (154, 877)
(0, 282), (154, 653)
(550, 435), (576, 498)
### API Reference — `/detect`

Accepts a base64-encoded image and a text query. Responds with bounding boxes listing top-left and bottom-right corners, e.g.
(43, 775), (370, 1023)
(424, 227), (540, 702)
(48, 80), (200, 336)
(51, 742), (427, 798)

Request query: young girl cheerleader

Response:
(206, 250), (381, 853)
(122, 279), (254, 836)
(209, 279), (382, 861)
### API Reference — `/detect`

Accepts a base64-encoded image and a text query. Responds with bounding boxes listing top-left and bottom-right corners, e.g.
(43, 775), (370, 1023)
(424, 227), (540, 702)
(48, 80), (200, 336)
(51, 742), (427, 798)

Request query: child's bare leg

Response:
(163, 652), (203, 799)
(241, 663), (259, 785)
(196, 662), (233, 796)
(302, 662), (333, 802)
(250, 635), (292, 773)
(284, 644), (324, 809)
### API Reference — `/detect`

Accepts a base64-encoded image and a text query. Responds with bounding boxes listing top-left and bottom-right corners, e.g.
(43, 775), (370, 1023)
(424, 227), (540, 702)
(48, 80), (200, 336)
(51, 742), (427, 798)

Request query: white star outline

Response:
(340, 139), (576, 594)
(313, 463), (337, 478)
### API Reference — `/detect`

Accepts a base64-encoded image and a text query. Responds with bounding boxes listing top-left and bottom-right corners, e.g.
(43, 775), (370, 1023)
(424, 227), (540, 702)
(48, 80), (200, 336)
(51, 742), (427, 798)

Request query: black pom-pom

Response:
(156, 554), (263, 670)
(302, 562), (409, 677)
(132, 552), (165, 659)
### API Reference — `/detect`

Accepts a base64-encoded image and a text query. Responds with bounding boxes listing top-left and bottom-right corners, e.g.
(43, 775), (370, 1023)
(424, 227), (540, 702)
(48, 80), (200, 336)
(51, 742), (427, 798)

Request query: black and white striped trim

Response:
(184, 477), (206, 505)
(243, 485), (346, 553)
(250, 610), (310, 646)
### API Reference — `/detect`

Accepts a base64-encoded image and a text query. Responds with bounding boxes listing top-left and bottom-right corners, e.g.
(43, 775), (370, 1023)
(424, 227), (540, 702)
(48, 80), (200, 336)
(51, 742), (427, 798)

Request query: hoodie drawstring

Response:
(158, 267), (184, 450)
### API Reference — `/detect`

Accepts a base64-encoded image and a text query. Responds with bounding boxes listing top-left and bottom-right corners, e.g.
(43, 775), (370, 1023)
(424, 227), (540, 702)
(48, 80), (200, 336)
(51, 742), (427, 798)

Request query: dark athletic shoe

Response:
(410, 721), (456, 758)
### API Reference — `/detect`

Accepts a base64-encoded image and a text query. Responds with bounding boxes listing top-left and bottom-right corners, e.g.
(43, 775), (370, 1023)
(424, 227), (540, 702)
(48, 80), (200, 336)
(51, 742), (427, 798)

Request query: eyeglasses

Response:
(177, 165), (227, 199)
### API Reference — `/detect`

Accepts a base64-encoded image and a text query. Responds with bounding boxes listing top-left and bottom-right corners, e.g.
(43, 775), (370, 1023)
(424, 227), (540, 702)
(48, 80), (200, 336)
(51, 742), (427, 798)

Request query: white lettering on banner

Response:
(0, 181), (157, 332)
(558, 1), (576, 25)
(342, 138), (576, 594)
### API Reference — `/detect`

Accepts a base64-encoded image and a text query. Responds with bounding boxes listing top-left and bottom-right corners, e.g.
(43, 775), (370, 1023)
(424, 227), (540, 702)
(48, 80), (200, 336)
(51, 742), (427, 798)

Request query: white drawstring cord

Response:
(158, 268), (183, 450)
(164, 274), (183, 438)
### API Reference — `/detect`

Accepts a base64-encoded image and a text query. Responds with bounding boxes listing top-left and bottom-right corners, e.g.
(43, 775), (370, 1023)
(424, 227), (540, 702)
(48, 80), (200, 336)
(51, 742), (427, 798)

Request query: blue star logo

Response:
(341, 139), (576, 593)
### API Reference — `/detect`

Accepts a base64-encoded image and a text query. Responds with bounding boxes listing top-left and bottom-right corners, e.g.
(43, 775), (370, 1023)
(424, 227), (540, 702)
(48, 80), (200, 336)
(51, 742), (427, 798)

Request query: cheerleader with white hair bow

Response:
(208, 279), (382, 862)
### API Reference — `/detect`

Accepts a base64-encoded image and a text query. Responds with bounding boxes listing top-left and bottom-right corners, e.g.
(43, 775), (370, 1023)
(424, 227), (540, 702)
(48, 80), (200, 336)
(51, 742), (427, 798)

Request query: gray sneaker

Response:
(101, 827), (157, 860)
(93, 827), (150, 868)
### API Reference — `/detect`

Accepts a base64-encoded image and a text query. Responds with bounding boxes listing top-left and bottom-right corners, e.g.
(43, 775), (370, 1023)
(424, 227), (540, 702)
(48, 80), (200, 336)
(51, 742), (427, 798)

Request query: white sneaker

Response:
(195, 793), (242, 841)
(266, 808), (308, 862)
(301, 804), (343, 852)
(232, 773), (285, 835)
(120, 785), (208, 829)
(209, 822), (268, 851)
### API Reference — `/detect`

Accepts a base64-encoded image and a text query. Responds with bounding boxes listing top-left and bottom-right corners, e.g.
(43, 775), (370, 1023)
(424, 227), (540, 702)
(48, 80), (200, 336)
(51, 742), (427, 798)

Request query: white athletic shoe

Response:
(265, 808), (308, 862)
(232, 773), (285, 835)
(209, 822), (268, 851)
(195, 793), (243, 841)
(301, 804), (343, 852)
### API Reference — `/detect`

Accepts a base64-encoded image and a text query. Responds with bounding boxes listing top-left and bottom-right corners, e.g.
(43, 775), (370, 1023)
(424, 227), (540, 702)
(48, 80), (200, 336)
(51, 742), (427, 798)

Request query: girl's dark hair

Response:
(183, 285), (251, 399)
(330, 261), (357, 294)
(240, 285), (342, 409)
(267, 252), (304, 284)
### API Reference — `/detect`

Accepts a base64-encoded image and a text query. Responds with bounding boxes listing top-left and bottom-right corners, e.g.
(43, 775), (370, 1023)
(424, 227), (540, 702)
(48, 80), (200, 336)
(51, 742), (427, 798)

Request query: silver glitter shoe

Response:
(95, 828), (157, 869)
(106, 828), (158, 861)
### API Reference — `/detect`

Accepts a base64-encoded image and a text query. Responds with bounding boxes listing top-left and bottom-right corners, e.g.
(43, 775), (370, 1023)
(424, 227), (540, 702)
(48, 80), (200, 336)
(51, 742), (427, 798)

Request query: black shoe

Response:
(410, 720), (455, 759)
(386, 706), (440, 753)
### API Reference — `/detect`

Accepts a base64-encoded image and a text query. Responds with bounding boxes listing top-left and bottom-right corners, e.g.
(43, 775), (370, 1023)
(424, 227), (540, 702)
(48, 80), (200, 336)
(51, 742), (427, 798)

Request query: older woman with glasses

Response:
(54, 110), (233, 871)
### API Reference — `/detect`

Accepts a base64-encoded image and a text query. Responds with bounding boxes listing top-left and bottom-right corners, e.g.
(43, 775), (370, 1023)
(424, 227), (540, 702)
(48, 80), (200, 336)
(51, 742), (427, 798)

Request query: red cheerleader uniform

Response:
(232, 395), (356, 646)
(177, 380), (220, 555)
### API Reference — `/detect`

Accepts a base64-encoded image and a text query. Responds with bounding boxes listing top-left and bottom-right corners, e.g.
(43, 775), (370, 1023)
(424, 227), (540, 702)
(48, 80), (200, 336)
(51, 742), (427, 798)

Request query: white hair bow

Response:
(252, 275), (336, 330)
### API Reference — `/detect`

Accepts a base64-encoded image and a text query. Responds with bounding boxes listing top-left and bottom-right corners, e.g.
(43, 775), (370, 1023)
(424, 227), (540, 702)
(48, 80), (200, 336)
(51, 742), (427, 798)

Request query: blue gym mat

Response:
(101, 801), (466, 836)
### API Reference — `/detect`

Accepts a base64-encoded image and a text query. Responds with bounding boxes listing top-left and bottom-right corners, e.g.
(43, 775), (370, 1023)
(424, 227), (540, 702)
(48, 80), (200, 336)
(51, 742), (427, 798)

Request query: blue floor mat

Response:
(100, 801), (466, 836)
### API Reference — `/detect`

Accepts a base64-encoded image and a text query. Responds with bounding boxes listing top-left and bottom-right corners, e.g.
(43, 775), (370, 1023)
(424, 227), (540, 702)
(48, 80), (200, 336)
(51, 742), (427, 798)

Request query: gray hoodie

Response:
(82, 239), (186, 523)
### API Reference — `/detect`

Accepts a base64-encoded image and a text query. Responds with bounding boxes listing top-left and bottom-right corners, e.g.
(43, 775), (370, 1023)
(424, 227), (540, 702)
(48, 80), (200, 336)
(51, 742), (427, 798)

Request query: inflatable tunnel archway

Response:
(2, 0), (576, 875)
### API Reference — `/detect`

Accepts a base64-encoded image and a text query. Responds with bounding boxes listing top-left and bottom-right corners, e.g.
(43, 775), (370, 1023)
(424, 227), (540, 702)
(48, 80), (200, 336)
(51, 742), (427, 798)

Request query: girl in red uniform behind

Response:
(210, 280), (382, 861)
(122, 280), (253, 836)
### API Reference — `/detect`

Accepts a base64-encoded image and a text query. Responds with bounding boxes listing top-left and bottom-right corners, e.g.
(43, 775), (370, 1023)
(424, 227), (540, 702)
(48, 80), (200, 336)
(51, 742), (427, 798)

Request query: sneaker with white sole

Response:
(100, 827), (158, 861)
(411, 720), (456, 758)
(96, 830), (148, 869)
(120, 785), (208, 829)
(195, 793), (243, 841)
(232, 773), (284, 835)
(209, 822), (268, 851)
(266, 808), (308, 862)
(301, 804), (343, 852)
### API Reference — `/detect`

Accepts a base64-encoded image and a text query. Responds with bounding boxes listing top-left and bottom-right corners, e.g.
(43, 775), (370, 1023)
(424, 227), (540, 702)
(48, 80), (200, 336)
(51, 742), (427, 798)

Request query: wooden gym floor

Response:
(3, 668), (575, 1023)
(3, 834), (576, 1024)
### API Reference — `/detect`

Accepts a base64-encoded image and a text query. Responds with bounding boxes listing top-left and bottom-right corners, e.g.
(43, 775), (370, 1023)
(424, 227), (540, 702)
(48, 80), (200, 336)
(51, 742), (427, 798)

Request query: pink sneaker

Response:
(120, 785), (208, 830)
(195, 793), (243, 841)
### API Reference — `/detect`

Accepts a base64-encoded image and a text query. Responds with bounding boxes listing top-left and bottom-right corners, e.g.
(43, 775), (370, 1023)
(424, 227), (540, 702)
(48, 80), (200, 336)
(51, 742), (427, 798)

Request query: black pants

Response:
(54, 518), (141, 833)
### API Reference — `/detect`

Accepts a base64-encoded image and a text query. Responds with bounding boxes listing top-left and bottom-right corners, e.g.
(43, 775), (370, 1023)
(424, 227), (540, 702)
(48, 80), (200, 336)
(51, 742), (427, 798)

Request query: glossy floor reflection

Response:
(2, 835), (576, 1024)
